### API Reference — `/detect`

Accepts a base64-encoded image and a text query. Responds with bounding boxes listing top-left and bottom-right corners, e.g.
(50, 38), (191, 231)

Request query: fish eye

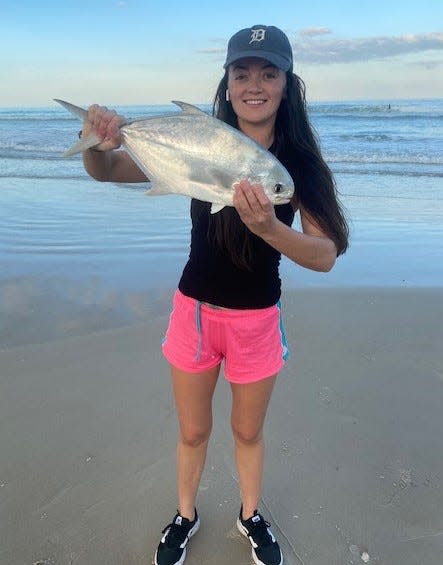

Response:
(274, 183), (283, 193)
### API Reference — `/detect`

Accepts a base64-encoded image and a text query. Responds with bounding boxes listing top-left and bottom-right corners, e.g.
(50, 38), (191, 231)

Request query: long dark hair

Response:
(210, 70), (349, 269)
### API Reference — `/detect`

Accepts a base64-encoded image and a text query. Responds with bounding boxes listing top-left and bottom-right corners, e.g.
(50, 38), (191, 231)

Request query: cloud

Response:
(409, 59), (442, 70)
(199, 31), (443, 65)
(198, 47), (224, 55)
(298, 27), (331, 37)
(295, 32), (443, 64)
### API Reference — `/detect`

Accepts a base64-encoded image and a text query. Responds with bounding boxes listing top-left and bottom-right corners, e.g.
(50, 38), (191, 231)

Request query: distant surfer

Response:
(80, 24), (349, 565)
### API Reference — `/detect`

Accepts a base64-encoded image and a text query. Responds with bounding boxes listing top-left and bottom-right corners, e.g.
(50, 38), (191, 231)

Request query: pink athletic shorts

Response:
(162, 290), (289, 384)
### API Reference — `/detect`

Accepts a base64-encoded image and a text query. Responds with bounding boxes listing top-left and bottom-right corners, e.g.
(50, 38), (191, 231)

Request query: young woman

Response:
(81, 25), (348, 565)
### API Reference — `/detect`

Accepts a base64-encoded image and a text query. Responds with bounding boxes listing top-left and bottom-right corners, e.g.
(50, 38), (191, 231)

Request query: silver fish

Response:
(55, 99), (294, 214)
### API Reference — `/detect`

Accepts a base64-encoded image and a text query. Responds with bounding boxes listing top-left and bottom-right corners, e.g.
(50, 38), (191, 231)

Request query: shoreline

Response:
(1, 286), (442, 564)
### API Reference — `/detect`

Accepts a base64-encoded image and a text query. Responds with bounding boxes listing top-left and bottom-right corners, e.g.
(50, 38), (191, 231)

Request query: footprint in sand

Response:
(376, 461), (414, 506)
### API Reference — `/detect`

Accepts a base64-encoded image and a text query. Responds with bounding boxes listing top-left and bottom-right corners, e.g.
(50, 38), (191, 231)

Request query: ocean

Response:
(1, 99), (442, 345)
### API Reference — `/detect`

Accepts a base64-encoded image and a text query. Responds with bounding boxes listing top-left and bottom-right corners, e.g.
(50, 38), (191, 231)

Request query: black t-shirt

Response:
(178, 142), (296, 308)
(178, 198), (295, 308)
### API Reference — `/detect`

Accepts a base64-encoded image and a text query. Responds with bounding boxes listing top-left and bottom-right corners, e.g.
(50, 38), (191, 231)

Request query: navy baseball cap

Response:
(224, 25), (293, 72)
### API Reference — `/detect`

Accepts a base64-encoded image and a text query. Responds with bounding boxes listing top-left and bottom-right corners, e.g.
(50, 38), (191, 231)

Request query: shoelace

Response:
(162, 521), (190, 547)
(246, 516), (274, 546)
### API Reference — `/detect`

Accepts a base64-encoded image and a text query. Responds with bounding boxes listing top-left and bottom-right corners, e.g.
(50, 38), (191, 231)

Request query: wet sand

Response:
(1, 287), (443, 565)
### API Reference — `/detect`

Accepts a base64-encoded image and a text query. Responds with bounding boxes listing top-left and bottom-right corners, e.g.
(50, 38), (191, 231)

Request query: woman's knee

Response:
(231, 423), (263, 446)
(179, 424), (212, 448)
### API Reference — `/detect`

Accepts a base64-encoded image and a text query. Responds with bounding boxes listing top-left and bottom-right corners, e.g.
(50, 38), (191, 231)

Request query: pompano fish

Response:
(55, 99), (294, 214)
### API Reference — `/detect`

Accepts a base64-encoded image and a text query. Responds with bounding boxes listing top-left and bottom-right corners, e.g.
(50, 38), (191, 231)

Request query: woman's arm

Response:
(233, 180), (337, 272)
(262, 207), (337, 272)
(81, 104), (148, 183)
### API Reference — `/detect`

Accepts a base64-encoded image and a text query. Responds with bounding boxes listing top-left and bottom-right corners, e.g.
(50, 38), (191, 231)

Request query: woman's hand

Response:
(81, 105), (147, 183)
(234, 178), (336, 271)
(233, 178), (278, 237)
(82, 104), (126, 152)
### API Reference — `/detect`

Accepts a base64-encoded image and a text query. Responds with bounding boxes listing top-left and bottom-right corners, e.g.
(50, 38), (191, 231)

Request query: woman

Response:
(82, 24), (349, 565)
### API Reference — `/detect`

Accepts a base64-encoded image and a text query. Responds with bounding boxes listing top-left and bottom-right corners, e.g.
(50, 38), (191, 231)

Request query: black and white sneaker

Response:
(154, 509), (200, 565)
(237, 508), (283, 565)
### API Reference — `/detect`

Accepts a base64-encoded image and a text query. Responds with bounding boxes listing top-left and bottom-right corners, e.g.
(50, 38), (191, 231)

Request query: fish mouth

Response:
(274, 196), (291, 205)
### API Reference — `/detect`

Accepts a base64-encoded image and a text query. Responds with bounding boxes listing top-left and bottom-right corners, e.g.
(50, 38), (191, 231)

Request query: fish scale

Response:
(55, 99), (294, 214)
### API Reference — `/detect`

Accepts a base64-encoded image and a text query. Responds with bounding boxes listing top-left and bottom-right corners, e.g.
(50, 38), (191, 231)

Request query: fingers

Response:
(84, 104), (126, 150)
(234, 179), (271, 213)
(233, 179), (276, 237)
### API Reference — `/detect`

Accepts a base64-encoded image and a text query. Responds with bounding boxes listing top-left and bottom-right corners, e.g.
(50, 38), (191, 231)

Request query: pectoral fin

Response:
(188, 166), (234, 189)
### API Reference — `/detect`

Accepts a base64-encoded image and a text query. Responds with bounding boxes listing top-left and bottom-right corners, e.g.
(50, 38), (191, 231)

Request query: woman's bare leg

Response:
(230, 375), (277, 519)
(171, 364), (220, 519)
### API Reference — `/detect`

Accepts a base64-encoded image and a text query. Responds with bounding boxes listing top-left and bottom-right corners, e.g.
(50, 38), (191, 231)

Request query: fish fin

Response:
(62, 133), (102, 157)
(172, 101), (206, 115)
(189, 166), (235, 189)
(210, 203), (226, 214)
(54, 98), (88, 121)
(55, 99), (102, 156)
(145, 181), (173, 196)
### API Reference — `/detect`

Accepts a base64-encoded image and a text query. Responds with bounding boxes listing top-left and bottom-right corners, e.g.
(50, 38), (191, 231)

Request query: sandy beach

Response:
(1, 287), (442, 565)
(1, 98), (442, 564)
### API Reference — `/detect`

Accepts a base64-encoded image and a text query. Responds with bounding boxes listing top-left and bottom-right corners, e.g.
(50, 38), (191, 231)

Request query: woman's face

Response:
(227, 57), (287, 134)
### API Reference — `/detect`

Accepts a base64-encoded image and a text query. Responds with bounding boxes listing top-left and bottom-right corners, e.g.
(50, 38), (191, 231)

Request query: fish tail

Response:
(62, 134), (102, 157)
(54, 99), (101, 156)
(54, 98), (88, 120)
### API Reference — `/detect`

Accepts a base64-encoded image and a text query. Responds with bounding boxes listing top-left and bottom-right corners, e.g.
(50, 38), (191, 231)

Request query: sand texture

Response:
(1, 288), (443, 564)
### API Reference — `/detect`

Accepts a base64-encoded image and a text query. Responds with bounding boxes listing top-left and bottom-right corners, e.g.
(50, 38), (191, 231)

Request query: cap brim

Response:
(224, 50), (292, 72)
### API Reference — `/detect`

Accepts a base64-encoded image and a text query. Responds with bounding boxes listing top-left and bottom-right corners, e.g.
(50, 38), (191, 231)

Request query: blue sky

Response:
(1, 0), (442, 106)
